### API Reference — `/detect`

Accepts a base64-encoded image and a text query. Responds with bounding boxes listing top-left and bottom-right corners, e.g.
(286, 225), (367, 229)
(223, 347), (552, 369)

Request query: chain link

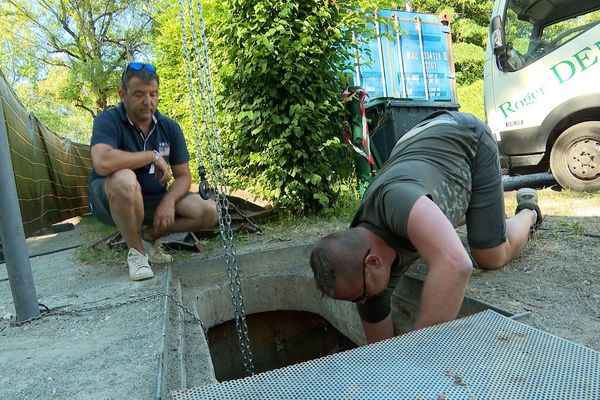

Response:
(10, 292), (208, 336)
(176, 0), (255, 375)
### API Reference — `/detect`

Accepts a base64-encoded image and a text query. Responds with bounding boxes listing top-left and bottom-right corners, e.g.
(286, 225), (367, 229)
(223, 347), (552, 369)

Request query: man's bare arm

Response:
(163, 163), (191, 203)
(91, 143), (162, 176)
(406, 195), (473, 329)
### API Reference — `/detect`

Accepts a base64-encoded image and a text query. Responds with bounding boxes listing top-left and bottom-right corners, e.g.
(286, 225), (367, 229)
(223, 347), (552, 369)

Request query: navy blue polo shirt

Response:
(89, 103), (189, 198)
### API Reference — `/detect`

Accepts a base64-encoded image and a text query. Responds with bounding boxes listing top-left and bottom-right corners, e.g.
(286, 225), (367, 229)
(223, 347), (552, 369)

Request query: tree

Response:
(1, 0), (156, 117)
(152, 0), (202, 184)
(0, 14), (42, 85)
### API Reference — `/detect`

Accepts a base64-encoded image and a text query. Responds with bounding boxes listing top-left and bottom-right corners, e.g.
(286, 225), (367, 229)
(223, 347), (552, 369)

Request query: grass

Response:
(75, 215), (127, 265)
(504, 187), (600, 217)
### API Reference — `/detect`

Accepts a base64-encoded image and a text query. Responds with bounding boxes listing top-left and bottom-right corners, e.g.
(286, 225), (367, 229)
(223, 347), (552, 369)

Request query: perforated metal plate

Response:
(172, 310), (599, 399)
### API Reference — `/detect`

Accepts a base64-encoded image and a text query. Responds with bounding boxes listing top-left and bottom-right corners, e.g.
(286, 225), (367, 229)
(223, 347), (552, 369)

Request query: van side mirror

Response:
(491, 16), (506, 56)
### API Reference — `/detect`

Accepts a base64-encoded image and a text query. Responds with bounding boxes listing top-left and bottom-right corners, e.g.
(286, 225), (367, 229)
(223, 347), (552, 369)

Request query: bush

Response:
(205, 1), (368, 213)
(452, 42), (485, 86)
(457, 79), (484, 120)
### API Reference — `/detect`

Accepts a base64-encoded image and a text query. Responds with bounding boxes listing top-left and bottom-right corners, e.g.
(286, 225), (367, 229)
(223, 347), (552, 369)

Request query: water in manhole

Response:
(207, 310), (357, 382)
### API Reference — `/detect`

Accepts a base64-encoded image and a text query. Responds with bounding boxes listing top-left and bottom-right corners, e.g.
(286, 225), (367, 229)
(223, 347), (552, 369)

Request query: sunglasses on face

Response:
(126, 62), (157, 73)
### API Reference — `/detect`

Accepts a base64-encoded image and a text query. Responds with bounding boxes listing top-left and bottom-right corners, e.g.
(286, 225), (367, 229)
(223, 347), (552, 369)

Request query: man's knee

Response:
(177, 194), (218, 227)
(105, 169), (141, 202)
(470, 245), (508, 270)
(197, 198), (218, 227)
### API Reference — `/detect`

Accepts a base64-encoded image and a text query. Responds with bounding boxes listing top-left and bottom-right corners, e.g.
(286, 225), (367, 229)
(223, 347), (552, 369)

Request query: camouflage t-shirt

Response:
(352, 111), (504, 322)
(351, 112), (479, 257)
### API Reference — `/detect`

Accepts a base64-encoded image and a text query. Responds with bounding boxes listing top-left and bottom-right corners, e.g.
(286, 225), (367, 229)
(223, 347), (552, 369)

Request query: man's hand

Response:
(154, 155), (172, 186)
(152, 162), (192, 235)
(153, 197), (176, 232)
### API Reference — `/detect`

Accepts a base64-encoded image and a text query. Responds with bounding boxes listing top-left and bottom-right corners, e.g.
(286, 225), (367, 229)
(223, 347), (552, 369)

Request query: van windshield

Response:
(503, 2), (600, 71)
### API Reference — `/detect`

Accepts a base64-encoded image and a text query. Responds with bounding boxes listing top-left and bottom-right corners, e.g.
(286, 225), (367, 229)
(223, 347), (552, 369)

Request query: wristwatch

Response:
(152, 150), (161, 161)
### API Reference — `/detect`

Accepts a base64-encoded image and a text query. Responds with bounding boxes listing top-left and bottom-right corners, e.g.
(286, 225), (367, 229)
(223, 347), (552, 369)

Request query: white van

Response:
(484, 0), (600, 191)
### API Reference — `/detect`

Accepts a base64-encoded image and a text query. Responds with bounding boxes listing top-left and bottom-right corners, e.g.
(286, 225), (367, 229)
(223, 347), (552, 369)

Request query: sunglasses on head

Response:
(126, 62), (157, 73)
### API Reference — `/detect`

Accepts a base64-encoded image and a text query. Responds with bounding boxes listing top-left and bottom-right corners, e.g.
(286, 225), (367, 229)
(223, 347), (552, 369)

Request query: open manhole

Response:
(162, 243), (516, 397)
(207, 310), (357, 381)
(203, 274), (510, 382)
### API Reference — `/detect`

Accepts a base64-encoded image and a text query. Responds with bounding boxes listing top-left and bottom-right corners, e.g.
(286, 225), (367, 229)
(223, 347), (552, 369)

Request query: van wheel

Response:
(550, 121), (600, 192)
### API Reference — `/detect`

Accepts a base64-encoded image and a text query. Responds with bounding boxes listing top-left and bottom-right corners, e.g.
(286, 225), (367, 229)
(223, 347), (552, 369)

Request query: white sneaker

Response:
(142, 238), (173, 264)
(127, 248), (154, 281)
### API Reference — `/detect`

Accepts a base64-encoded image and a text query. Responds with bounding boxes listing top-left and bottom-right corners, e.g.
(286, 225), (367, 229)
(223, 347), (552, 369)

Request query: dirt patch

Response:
(466, 212), (600, 351)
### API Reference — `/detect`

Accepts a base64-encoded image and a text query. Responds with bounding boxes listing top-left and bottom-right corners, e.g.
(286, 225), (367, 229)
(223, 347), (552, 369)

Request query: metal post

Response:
(393, 13), (408, 98)
(352, 31), (362, 87)
(383, 22), (397, 97)
(345, 88), (372, 197)
(415, 16), (430, 100)
(0, 99), (40, 322)
(374, 11), (388, 98)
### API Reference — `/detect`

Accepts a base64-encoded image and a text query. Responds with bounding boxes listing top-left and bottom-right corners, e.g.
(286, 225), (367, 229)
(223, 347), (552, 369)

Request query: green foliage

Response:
(204, 0), (371, 213)
(0, 16), (41, 85)
(152, 0), (202, 183)
(152, 0), (496, 214)
(0, 7), (92, 141)
(457, 78), (484, 120)
(410, 0), (492, 26)
(452, 42), (485, 85)
(453, 16), (488, 47)
(13, 67), (93, 141)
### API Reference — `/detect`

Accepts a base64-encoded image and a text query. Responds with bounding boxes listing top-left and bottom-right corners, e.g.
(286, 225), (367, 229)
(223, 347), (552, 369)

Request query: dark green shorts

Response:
(464, 124), (506, 250)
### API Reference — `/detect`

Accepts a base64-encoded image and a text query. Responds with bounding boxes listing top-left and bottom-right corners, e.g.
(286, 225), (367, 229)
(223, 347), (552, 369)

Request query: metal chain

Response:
(10, 292), (208, 336)
(192, 0), (255, 375)
(164, 292), (209, 336)
(11, 293), (163, 326)
(176, 0), (203, 176)
(176, 0), (255, 375)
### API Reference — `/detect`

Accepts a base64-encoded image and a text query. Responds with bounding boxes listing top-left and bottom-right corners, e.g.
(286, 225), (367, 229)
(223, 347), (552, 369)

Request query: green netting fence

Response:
(0, 69), (92, 238)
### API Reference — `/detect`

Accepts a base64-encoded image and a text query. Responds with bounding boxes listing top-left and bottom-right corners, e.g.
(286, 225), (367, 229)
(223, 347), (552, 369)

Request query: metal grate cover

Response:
(172, 310), (599, 399)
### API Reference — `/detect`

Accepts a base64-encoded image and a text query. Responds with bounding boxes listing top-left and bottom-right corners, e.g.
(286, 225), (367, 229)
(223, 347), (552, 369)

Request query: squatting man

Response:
(88, 62), (217, 281)
(310, 111), (542, 343)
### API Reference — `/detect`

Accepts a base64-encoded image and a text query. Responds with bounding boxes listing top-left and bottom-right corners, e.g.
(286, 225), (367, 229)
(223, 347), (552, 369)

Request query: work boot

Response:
(127, 248), (154, 281)
(142, 238), (173, 264)
(515, 188), (543, 229)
